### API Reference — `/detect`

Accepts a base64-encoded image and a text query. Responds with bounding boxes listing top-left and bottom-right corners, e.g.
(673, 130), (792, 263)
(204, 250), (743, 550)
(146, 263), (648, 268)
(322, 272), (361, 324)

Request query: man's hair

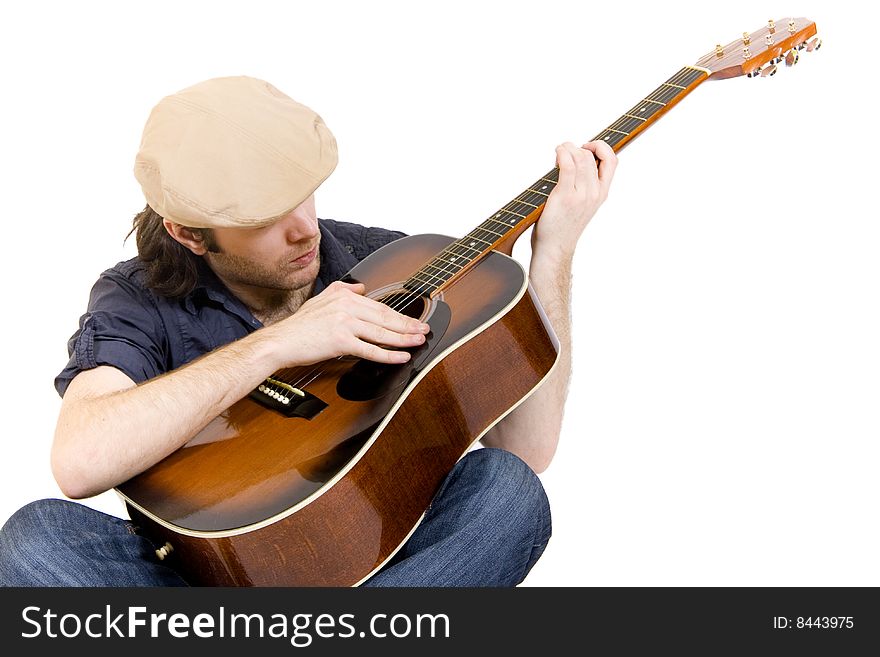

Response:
(126, 205), (218, 299)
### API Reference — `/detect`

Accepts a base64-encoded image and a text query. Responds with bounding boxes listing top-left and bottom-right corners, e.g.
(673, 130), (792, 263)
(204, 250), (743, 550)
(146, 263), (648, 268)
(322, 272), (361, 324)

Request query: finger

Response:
(355, 339), (412, 364)
(355, 319), (427, 348)
(555, 143), (578, 190)
(325, 280), (366, 296)
(357, 296), (431, 334)
(556, 142), (595, 192)
(563, 142), (598, 192)
(581, 140), (618, 184)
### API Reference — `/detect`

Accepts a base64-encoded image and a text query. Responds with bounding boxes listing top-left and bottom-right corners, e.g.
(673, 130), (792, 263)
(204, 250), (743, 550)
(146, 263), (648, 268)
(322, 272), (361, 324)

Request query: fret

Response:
(456, 239), (487, 252)
(446, 243), (480, 257)
(486, 217), (513, 229)
(492, 208), (528, 220)
(413, 273), (449, 290)
(414, 263), (453, 285)
(684, 64), (710, 75)
(526, 187), (549, 197)
(647, 86), (681, 104)
(465, 231), (500, 247)
(417, 273), (448, 288)
(605, 127), (629, 136)
(531, 183), (554, 195)
(623, 104), (661, 126)
(410, 272), (442, 286)
(474, 225), (505, 238)
(517, 192), (546, 207)
(468, 228), (498, 241)
(597, 132), (626, 147)
(406, 270), (439, 284)
(424, 259), (459, 274)
(444, 242), (478, 259)
(508, 199), (537, 214)
(611, 115), (646, 134)
(661, 81), (687, 90)
(641, 98), (666, 107)
(421, 267), (448, 280)
(464, 235), (492, 247)
(674, 67), (707, 86)
(425, 261), (458, 277)
(427, 251), (470, 276)
(441, 247), (476, 263)
(434, 255), (467, 269)
(435, 244), (473, 261)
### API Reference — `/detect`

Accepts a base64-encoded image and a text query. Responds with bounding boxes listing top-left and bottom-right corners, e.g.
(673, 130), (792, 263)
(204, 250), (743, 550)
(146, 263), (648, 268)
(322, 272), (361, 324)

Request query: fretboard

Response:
(402, 65), (710, 297)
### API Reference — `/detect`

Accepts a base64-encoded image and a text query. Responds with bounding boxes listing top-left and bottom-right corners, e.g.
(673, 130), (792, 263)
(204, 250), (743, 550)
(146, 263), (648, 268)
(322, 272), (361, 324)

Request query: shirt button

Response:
(345, 245), (354, 253)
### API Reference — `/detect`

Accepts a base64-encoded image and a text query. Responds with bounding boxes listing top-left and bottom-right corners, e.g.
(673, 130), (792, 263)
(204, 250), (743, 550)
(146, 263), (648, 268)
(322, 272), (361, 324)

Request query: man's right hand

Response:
(266, 281), (431, 366)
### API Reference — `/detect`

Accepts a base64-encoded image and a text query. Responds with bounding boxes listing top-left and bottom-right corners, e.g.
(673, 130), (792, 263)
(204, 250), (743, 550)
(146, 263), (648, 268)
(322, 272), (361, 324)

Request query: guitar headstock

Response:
(696, 18), (820, 80)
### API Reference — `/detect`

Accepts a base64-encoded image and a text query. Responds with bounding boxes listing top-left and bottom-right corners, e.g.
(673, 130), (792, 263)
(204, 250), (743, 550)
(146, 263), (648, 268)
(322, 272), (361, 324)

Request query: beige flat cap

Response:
(134, 75), (337, 229)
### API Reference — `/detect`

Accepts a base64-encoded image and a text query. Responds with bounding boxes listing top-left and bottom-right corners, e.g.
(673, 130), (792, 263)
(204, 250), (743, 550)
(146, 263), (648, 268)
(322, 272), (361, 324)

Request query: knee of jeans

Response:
(0, 499), (82, 552)
(461, 448), (552, 541)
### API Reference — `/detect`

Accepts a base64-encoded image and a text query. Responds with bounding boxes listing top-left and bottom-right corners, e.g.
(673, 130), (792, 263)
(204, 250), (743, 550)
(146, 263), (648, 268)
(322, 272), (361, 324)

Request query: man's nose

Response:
(279, 210), (318, 243)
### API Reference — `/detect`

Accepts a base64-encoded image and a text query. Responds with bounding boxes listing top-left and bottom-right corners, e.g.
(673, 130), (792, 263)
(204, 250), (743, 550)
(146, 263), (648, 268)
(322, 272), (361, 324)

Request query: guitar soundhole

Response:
(376, 289), (427, 321)
(336, 294), (450, 403)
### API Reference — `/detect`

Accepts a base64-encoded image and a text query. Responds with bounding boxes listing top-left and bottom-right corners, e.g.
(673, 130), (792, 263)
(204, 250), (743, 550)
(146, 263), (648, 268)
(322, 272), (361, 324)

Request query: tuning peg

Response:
(761, 64), (778, 77)
(805, 37), (822, 52)
(747, 66), (761, 78)
(785, 49), (799, 66)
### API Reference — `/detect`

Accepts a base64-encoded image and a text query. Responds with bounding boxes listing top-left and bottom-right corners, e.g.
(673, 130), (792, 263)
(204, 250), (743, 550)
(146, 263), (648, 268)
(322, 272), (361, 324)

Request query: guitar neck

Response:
(402, 65), (711, 298)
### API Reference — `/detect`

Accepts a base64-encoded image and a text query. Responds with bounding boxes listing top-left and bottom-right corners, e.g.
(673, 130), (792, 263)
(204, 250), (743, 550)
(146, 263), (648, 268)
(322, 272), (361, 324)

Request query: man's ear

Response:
(163, 219), (210, 256)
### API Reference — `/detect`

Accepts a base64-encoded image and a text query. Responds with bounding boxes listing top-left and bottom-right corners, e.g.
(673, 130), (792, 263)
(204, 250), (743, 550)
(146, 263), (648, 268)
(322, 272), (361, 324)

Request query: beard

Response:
(204, 240), (321, 294)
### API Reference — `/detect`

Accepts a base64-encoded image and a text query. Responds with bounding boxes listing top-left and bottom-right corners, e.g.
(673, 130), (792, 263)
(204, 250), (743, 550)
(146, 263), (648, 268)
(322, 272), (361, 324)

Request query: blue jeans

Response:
(0, 448), (551, 587)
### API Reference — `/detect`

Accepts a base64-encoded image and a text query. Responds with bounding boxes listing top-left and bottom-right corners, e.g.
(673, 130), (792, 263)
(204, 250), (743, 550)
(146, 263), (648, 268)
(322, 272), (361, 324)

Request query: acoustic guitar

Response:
(117, 18), (821, 586)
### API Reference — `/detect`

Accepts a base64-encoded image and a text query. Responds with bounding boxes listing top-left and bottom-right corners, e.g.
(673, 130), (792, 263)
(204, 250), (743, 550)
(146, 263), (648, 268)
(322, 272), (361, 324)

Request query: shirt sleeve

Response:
(54, 269), (170, 397)
(354, 224), (408, 261)
(321, 218), (407, 262)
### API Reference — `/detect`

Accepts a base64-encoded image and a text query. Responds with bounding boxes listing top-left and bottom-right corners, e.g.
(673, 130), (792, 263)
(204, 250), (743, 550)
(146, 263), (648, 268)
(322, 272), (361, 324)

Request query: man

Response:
(0, 75), (616, 586)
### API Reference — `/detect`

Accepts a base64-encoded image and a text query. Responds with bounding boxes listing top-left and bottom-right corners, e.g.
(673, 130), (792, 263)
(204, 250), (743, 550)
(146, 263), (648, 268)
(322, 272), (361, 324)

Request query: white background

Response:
(0, 1), (876, 586)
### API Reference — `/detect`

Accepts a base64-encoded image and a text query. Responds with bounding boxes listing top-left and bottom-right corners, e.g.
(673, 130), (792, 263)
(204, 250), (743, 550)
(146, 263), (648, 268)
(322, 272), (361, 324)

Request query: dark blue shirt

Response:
(54, 219), (406, 397)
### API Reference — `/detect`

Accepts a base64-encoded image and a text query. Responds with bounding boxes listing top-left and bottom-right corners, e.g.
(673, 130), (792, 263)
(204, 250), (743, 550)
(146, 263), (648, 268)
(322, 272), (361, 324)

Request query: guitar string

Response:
(265, 67), (701, 395)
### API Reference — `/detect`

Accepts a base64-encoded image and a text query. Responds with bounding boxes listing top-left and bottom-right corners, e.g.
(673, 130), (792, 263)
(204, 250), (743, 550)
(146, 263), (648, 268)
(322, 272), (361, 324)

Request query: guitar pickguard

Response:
(336, 299), (451, 402)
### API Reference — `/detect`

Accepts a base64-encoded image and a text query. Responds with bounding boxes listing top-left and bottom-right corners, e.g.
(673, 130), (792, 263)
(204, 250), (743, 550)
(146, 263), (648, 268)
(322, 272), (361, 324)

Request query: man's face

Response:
(203, 195), (321, 293)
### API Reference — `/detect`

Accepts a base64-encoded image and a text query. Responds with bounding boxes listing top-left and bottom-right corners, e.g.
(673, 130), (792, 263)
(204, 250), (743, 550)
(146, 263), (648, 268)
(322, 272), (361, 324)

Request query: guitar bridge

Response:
(249, 377), (327, 419)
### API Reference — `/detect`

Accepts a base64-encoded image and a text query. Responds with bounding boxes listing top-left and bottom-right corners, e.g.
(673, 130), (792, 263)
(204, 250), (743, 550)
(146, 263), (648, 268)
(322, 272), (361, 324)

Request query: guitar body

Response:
(117, 233), (559, 586)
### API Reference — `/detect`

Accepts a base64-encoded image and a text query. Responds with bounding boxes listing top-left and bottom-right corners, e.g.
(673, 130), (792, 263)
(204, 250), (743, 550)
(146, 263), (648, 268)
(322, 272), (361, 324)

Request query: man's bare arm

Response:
(481, 140), (617, 472)
(52, 281), (430, 499)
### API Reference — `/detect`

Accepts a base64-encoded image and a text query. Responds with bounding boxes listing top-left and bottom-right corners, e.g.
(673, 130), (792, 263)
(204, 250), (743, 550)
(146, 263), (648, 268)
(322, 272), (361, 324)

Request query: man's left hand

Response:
(531, 140), (618, 262)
